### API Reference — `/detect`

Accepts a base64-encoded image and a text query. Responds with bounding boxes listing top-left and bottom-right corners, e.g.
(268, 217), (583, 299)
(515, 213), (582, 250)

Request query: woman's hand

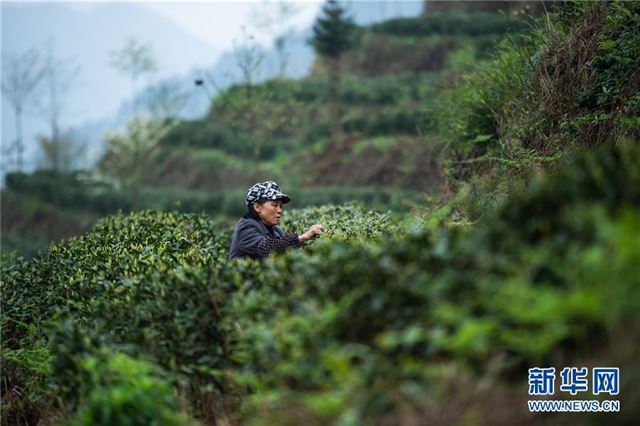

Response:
(298, 224), (325, 243)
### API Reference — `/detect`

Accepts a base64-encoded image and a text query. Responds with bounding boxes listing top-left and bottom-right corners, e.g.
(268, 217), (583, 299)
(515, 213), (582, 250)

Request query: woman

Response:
(229, 181), (324, 260)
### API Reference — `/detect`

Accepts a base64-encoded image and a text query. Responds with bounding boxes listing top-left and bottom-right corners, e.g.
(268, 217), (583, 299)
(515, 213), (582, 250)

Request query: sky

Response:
(52, 0), (325, 51)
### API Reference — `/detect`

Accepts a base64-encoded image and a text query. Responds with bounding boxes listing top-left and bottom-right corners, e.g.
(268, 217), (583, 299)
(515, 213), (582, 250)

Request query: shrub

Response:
(159, 120), (238, 152)
(306, 109), (429, 140)
(371, 13), (531, 37)
(69, 349), (193, 426)
(287, 187), (418, 212)
(4, 171), (128, 214)
(282, 203), (398, 242)
(1, 204), (396, 408)
(434, 2), (640, 182)
(4, 146), (639, 424)
(225, 145), (640, 423)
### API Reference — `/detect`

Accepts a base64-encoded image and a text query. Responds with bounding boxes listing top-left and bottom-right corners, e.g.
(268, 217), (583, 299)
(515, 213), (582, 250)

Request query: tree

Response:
(141, 79), (189, 119)
(232, 27), (267, 162)
(310, 0), (357, 148)
(37, 130), (86, 171)
(1, 47), (46, 172)
(100, 116), (175, 208)
(109, 37), (157, 115)
(34, 39), (82, 171)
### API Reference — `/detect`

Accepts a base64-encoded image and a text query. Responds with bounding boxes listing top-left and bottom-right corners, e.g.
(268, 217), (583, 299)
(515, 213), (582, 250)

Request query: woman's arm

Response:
(255, 223), (324, 258)
(256, 235), (302, 258)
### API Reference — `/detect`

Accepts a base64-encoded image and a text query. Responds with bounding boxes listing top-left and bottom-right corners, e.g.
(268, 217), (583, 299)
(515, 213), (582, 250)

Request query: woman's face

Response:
(254, 200), (284, 226)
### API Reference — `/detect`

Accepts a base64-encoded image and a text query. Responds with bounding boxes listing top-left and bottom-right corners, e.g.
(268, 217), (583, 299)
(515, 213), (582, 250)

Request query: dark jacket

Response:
(228, 217), (300, 260)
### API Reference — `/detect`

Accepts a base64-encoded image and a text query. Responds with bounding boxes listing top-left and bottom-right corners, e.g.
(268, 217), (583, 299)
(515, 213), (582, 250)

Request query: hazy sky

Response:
(60, 0), (325, 51)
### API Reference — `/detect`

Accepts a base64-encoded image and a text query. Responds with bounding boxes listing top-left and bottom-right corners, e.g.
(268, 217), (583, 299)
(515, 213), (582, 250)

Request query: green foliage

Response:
(310, 0), (358, 59)
(434, 2), (640, 181)
(2, 211), (227, 356)
(5, 2), (640, 419)
(69, 349), (192, 426)
(100, 116), (177, 209)
(216, 73), (437, 106)
(282, 203), (398, 242)
(224, 145), (640, 423)
(371, 13), (531, 37)
(5, 171), (127, 214)
(1, 204), (395, 408)
(159, 119), (237, 151)
(342, 109), (430, 135)
(572, 1), (640, 139)
(3, 145), (640, 423)
(340, 73), (438, 105)
(578, 2), (640, 110)
(432, 29), (541, 177)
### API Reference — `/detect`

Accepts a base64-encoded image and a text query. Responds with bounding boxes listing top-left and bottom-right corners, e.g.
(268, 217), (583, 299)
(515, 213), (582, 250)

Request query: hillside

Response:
(2, 2), (640, 424)
(2, 8), (530, 257)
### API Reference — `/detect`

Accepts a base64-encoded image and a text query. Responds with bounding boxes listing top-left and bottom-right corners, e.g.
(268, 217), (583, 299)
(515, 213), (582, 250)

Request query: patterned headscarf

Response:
(245, 181), (291, 206)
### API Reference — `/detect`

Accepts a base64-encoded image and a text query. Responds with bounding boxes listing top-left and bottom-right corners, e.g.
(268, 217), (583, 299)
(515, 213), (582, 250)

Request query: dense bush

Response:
(288, 186), (418, 212)
(433, 2), (640, 181)
(4, 171), (128, 214)
(226, 144), (640, 424)
(282, 203), (398, 242)
(159, 120), (238, 151)
(570, 1), (640, 139)
(371, 13), (531, 37)
(342, 109), (430, 135)
(2, 212), (227, 353)
(214, 73), (437, 109)
(305, 109), (429, 141)
(68, 349), (193, 426)
(0, 204), (395, 407)
(4, 145), (638, 424)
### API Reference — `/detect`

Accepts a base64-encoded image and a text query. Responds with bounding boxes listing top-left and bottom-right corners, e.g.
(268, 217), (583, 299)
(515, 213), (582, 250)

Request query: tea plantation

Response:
(2, 145), (639, 425)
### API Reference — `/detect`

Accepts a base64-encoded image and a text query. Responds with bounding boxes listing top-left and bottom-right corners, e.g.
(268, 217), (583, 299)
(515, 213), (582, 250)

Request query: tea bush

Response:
(224, 144), (640, 423)
(371, 13), (531, 37)
(4, 171), (128, 214)
(1, 204), (395, 405)
(3, 146), (639, 424)
(305, 109), (429, 141)
(68, 348), (193, 426)
(283, 203), (398, 242)
(214, 73), (437, 109)
(343, 109), (426, 136)
(159, 120), (237, 152)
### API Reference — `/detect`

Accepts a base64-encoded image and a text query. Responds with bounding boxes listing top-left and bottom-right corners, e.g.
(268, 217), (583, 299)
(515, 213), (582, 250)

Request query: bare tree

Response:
(233, 26), (266, 161)
(142, 79), (189, 119)
(1, 47), (46, 172)
(251, 1), (301, 77)
(100, 115), (175, 209)
(34, 39), (82, 171)
(109, 37), (157, 116)
(234, 26), (265, 89)
(37, 130), (87, 171)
